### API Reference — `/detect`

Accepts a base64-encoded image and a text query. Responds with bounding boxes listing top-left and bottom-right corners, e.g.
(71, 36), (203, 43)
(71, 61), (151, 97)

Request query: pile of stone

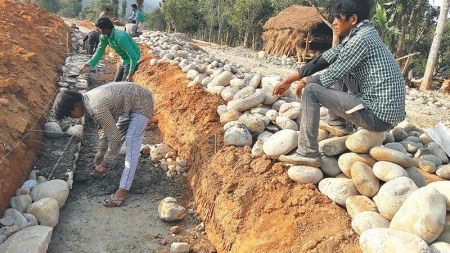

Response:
(406, 86), (450, 111)
(136, 31), (450, 252)
(141, 143), (188, 177)
(0, 176), (70, 251)
(0, 26), (91, 252)
(158, 197), (191, 253)
(257, 50), (303, 69)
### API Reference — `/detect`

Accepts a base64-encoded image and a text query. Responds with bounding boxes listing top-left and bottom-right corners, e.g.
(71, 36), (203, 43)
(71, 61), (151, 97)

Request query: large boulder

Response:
(158, 197), (187, 222)
(227, 89), (265, 112)
(390, 187), (446, 243)
(318, 178), (358, 206)
(319, 136), (349, 156)
(370, 146), (418, 168)
(10, 195), (32, 213)
(351, 162), (379, 197)
(287, 166), (323, 184)
(262, 129), (298, 158)
(31, 179), (69, 208)
(0, 225), (53, 253)
(27, 198), (60, 227)
(436, 165), (450, 180)
(436, 213), (450, 243)
(346, 129), (385, 153)
(43, 122), (64, 138)
(405, 167), (426, 187)
(224, 125), (252, 147)
(373, 177), (418, 220)
(360, 228), (431, 253)
(275, 116), (298, 130)
(238, 114), (265, 134)
(372, 161), (408, 182)
(338, 153), (376, 177)
(0, 208), (28, 229)
(345, 195), (378, 218)
(430, 242), (450, 253)
(211, 71), (232, 86)
(427, 181), (450, 211)
(248, 73), (262, 88)
(279, 103), (301, 120)
(352, 211), (390, 235)
(320, 156), (341, 177)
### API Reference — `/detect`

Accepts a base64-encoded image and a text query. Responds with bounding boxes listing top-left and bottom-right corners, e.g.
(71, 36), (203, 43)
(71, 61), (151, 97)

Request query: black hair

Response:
(130, 20), (136, 24)
(53, 90), (83, 120)
(95, 17), (114, 30)
(131, 4), (137, 9)
(331, 0), (372, 22)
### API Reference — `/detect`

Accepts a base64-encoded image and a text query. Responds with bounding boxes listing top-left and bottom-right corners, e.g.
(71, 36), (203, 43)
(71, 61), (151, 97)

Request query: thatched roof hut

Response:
(262, 5), (332, 62)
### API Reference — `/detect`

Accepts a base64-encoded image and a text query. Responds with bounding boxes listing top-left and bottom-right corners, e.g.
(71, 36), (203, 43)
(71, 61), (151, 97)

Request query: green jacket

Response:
(87, 29), (141, 72)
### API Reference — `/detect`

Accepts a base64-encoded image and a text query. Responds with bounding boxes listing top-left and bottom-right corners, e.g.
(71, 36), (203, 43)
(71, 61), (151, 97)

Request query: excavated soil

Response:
(135, 54), (360, 252)
(0, 0), (69, 215)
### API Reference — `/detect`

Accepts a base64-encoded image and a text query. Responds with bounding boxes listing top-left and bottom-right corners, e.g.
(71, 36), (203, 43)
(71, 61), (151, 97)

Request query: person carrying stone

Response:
(82, 28), (100, 55)
(80, 17), (141, 82)
(272, 0), (405, 167)
(53, 82), (154, 207)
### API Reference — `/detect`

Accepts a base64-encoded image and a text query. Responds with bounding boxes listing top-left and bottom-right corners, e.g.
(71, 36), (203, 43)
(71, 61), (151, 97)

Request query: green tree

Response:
(228, 0), (273, 47)
(121, 0), (127, 18)
(37, 0), (60, 13)
(161, 0), (199, 32)
(60, 0), (83, 18)
(145, 8), (167, 31)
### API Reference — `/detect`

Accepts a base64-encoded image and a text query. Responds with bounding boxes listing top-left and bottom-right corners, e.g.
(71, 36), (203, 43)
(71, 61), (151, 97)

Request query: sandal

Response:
(103, 194), (128, 207)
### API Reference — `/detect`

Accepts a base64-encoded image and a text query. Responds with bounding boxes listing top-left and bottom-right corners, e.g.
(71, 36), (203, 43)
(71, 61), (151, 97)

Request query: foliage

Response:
(83, 0), (115, 21)
(144, 8), (167, 31)
(37, 0), (60, 13)
(59, 0), (82, 18)
(161, 0), (199, 32)
(121, 0), (127, 18)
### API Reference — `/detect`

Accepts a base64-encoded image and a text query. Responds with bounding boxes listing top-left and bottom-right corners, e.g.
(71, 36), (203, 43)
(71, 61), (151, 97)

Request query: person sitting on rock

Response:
(128, 4), (145, 33)
(124, 20), (141, 38)
(273, 0), (405, 167)
(82, 28), (100, 55)
(80, 17), (141, 82)
(53, 82), (154, 207)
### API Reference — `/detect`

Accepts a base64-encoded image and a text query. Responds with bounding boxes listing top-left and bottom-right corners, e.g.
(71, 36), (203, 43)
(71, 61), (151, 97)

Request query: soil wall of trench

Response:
(135, 52), (360, 253)
(0, 0), (69, 215)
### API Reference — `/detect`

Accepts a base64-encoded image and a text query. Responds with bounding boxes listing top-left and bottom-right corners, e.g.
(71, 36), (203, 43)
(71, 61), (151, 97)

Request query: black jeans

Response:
(297, 77), (393, 158)
(114, 64), (130, 82)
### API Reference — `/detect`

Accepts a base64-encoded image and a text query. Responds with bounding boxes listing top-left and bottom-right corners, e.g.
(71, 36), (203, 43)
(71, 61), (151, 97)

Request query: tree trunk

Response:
(217, 24), (222, 45)
(252, 33), (256, 50)
(243, 30), (248, 47)
(420, 0), (449, 90)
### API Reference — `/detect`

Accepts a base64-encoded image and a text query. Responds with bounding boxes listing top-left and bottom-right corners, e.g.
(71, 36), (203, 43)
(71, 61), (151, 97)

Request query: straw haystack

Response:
(262, 5), (332, 62)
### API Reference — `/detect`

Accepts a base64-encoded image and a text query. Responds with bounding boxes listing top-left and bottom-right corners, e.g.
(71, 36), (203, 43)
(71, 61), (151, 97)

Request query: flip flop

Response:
(103, 194), (128, 207)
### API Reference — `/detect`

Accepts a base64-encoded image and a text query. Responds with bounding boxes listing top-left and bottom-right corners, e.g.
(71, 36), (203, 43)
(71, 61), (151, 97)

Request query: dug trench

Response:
(38, 53), (214, 252)
(133, 51), (360, 252)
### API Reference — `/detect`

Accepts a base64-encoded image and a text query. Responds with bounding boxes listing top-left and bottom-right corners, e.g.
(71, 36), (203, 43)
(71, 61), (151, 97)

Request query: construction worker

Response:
(82, 28), (100, 55)
(128, 4), (145, 34)
(53, 82), (154, 207)
(80, 17), (141, 82)
(273, 0), (405, 167)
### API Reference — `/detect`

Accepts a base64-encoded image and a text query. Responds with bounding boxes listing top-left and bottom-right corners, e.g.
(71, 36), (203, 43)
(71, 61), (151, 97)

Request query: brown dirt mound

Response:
(0, 0), (68, 215)
(135, 54), (360, 252)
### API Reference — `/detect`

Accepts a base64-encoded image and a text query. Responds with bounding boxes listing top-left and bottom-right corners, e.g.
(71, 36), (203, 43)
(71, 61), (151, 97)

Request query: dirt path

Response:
(47, 55), (212, 253)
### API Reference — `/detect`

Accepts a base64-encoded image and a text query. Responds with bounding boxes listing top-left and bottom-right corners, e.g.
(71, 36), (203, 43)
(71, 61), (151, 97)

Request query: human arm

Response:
(318, 37), (368, 87)
(94, 109), (121, 168)
(86, 36), (107, 68)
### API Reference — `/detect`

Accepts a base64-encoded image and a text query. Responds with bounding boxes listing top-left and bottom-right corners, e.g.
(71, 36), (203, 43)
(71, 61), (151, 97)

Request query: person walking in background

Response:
(82, 28), (100, 55)
(53, 82), (154, 207)
(80, 17), (141, 82)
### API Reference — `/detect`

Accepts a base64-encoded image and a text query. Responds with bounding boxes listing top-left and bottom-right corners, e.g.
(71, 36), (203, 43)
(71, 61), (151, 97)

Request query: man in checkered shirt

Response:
(273, 0), (405, 167)
(53, 82), (154, 207)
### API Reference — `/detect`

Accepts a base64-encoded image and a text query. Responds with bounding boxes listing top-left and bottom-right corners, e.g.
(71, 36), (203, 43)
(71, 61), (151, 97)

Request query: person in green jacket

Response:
(81, 17), (141, 82)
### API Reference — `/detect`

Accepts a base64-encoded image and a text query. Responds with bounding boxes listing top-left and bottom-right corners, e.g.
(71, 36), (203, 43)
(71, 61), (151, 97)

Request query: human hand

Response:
(272, 80), (291, 96)
(79, 63), (89, 74)
(295, 77), (308, 97)
(94, 149), (106, 166)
